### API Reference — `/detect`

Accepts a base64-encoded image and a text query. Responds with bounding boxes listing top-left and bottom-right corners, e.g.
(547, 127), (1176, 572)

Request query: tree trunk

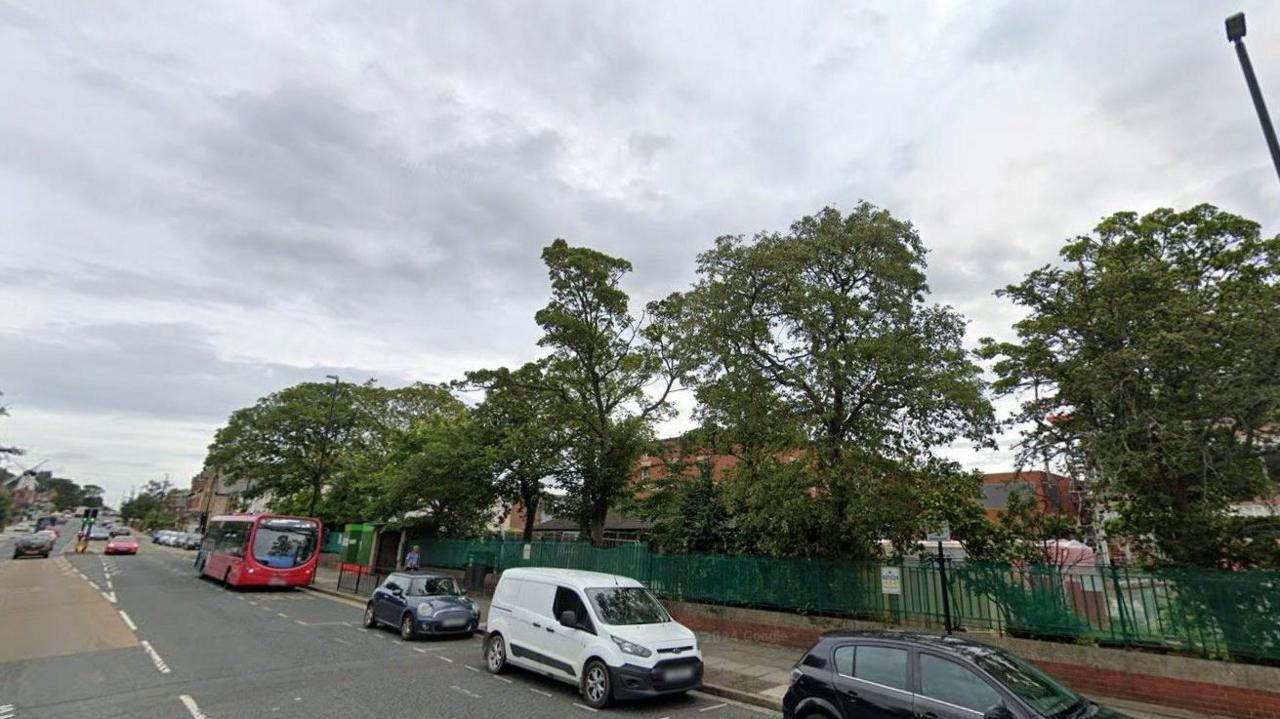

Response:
(521, 494), (539, 544)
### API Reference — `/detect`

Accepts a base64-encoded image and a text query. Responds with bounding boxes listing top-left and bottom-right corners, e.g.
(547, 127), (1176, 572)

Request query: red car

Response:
(105, 535), (139, 555)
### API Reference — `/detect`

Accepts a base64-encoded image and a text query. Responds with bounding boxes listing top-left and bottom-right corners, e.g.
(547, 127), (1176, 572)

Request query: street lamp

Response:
(1226, 12), (1280, 187)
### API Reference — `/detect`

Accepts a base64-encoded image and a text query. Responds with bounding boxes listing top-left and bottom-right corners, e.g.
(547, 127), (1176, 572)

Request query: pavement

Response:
(0, 528), (769, 719)
(309, 563), (1218, 719)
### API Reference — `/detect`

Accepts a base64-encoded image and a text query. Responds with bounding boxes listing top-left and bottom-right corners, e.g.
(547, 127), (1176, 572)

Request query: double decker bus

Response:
(197, 514), (321, 588)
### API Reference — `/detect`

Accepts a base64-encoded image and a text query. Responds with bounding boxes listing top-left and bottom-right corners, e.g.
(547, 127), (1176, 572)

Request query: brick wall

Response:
(666, 601), (1280, 719)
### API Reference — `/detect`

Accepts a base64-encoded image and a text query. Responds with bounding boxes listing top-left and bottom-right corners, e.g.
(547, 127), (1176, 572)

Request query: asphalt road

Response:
(0, 530), (771, 719)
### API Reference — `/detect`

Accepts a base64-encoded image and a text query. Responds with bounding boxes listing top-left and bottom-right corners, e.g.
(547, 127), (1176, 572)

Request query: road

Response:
(0, 528), (769, 719)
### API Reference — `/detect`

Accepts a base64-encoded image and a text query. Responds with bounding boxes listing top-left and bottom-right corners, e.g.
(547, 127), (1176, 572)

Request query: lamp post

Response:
(1226, 12), (1280, 187)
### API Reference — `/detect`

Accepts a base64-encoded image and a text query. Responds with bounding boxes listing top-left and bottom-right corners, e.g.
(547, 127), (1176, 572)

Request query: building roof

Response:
(532, 510), (654, 533)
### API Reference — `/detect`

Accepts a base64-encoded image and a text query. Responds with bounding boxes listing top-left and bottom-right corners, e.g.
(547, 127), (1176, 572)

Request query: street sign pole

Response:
(1226, 13), (1280, 188)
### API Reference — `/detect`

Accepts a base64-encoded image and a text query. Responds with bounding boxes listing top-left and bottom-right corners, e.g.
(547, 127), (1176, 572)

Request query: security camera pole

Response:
(1226, 13), (1280, 187)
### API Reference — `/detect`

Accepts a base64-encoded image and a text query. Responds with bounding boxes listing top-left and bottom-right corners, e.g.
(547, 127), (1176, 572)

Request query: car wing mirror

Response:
(984, 705), (1014, 719)
(559, 610), (578, 628)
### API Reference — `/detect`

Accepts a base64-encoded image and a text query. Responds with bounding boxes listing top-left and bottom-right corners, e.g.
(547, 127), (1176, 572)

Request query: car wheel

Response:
(400, 613), (419, 641)
(363, 604), (378, 628)
(581, 659), (613, 709)
(484, 633), (507, 674)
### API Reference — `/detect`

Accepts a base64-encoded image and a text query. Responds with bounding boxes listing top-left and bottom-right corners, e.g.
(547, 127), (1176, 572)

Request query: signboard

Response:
(926, 521), (951, 543)
(881, 566), (902, 595)
(522, 543), (532, 561)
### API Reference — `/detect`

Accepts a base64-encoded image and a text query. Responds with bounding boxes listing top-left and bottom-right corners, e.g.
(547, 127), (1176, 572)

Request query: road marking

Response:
(118, 610), (138, 631)
(179, 695), (207, 719)
(140, 640), (171, 674)
(449, 685), (481, 699)
(465, 665), (479, 672)
(248, 601), (258, 606)
(529, 689), (553, 698)
(276, 612), (289, 619)
(493, 676), (513, 684)
(105, 580), (113, 590)
(438, 655), (454, 663)
(332, 637), (352, 646)
(699, 704), (727, 712)
(573, 703), (599, 712)
(0, 703), (13, 719)
(87, 580), (99, 590)
(102, 591), (117, 604)
(295, 620), (306, 626)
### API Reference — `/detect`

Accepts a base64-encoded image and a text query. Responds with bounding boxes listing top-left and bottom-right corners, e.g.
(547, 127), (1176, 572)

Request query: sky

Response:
(2, 1), (1278, 504)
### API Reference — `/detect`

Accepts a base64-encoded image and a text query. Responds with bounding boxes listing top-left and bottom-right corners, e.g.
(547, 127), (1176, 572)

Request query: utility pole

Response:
(1226, 12), (1280, 188)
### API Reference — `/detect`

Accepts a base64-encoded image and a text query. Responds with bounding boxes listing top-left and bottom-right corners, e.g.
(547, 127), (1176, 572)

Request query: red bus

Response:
(197, 514), (322, 588)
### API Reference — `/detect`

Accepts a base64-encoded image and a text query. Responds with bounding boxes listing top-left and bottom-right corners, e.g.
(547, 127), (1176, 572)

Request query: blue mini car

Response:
(363, 571), (481, 640)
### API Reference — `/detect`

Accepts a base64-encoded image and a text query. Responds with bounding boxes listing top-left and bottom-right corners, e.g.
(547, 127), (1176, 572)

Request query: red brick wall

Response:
(669, 609), (1280, 719)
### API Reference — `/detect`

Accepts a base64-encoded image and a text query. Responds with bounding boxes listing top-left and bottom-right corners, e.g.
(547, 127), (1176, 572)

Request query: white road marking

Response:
(332, 637), (352, 646)
(248, 601), (258, 606)
(102, 591), (116, 604)
(493, 676), (513, 684)
(699, 704), (727, 712)
(438, 656), (454, 663)
(87, 580), (99, 590)
(464, 665), (479, 672)
(529, 689), (553, 698)
(449, 685), (481, 699)
(118, 610), (138, 631)
(179, 695), (207, 719)
(276, 612), (289, 619)
(295, 620), (306, 626)
(140, 640), (171, 674)
(573, 703), (599, 712)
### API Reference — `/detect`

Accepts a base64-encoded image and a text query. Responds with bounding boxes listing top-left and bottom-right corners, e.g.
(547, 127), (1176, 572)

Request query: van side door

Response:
(511, 580), (575, 677)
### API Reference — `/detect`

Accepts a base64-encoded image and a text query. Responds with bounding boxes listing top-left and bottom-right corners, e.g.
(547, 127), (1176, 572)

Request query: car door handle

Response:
(545, 627), (555, 633)
(843, 688), (859, 699)
(532, 622), (542, 628)
(919, 713), (938, 719)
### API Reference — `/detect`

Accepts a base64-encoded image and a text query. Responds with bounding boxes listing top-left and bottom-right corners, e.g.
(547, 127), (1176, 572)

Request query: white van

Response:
(483, 567), (703, 708)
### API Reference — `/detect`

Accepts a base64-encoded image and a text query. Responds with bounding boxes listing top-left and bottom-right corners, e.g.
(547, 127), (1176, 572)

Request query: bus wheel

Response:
(223, 569), (233, 589)
(400, 613), (418, 641)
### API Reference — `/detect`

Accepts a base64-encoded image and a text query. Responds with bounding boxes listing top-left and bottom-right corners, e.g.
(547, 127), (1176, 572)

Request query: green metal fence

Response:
(416, 538), (1280, 666)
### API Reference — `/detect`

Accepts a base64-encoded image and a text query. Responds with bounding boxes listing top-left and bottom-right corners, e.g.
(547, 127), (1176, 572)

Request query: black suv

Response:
(783, 631), (1130, 719)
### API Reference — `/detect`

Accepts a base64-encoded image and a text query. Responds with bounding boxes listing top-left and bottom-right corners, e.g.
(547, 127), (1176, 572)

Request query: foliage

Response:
(121, 479), (174, 528)
(676, 203), (995, 556)
(979, 205), (1280, 568)
(35, 475), (97, 511)
(629, 438), (733, 554)
(0, 390), (22, 456)
(465, 361), (569, 542)
(530, 239), (688, 543)
(0, 485), (11, 529)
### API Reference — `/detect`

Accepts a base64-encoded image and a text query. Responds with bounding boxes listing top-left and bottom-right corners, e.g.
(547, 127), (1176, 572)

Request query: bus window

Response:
(252, 518), (318, 569)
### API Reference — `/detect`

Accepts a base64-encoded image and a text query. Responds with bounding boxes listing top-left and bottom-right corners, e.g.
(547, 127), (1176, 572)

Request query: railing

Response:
(414, 538), (1280, 666)
(335, 562), (388, 596)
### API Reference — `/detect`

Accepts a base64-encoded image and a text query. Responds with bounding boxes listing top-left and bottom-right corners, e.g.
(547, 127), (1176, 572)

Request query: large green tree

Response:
(532, 240), (688, 543)
(465, 361), (569, 542)
(121, 478), (174, 527)
(678, 203), (995, 556)
(980, 205), (1280, 568)
(0, 485), (12, 529)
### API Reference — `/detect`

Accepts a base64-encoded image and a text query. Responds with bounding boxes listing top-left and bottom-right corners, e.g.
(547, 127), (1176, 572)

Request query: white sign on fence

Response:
(522, 543), (532, 560)
(881, 566), (902, 595)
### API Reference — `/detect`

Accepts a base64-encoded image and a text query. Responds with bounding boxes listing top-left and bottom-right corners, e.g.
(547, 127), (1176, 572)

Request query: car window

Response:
(382, 575), (405, 592)
(919, 654), (1003, 714)
(834, 646), (854, 676)
(854, 646), (908, 691)
(521, 581), (557, 615)
(553, 587), (594, 632)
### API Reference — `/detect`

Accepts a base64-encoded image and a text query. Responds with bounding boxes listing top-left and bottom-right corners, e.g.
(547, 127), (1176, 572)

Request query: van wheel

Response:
(581, 659), (613, 709)
(484, 633), (507, 674)
(363, 604), (378, 628)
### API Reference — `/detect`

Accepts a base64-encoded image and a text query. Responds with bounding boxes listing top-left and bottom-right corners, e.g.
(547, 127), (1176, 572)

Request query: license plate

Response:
(441, 618), (466, 628)
(268, 577), (287, 586)
(664, 666), (695, 683)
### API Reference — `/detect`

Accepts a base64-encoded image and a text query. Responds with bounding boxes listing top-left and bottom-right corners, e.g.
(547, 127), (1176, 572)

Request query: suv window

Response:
(854, 646), (908, 691)
(553, 586), (594, 633)
(919, 654), (1003, 714)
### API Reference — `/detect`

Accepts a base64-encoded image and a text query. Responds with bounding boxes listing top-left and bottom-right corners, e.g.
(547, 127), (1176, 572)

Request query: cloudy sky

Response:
(2, 1), (1278, 503)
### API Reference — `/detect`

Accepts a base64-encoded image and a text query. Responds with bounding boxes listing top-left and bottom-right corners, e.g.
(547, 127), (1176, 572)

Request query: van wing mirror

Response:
(559, 610), (578, 628)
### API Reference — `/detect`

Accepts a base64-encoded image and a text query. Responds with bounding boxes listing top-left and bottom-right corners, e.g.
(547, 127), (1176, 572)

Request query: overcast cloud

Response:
(2, 1), (1277, 503)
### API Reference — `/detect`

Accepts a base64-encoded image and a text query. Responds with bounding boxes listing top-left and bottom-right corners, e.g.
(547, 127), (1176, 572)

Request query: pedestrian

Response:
(405, 544), (420, 571)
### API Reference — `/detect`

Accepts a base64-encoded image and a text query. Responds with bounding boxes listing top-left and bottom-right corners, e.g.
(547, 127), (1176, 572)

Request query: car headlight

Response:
(610, 635), (652, 658)
(417, 603), (435, 617)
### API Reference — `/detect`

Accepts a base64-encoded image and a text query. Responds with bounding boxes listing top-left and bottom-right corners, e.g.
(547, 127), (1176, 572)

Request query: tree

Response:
(37, 476), (85, 511)
(0, 486), (12, 529)
(680, 203), (995, 556)
(979, 205), (1280, 568)
(121, 479), (173, 527)
(531, 240), (688, 544)
(0, 390), (22, 457)
(466, 362), (569, 543)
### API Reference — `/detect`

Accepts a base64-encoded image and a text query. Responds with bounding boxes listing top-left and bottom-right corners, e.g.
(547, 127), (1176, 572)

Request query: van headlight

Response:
(610, 635), (651, 658)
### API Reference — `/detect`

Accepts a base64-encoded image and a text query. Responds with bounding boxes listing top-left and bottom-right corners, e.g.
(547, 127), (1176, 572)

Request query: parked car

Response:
(12, 533), (52, 559)
(783, 631), (1132, 719)
(109, 526), (131, 537)
(180, 533), (202, 550)
(87, 525), (111, 541)
(482, 567), (702, 709)
(105, 535), (139, 555)
(364, 571), (480, 640)
(150, 529), (165, 543)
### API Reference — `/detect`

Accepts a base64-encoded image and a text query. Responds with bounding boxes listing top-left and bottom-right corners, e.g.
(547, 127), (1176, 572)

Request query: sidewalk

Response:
(307, 566), (1205, 719)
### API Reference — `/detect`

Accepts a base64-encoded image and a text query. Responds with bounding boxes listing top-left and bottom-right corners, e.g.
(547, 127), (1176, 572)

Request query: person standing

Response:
(405, 544), (420, 571)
